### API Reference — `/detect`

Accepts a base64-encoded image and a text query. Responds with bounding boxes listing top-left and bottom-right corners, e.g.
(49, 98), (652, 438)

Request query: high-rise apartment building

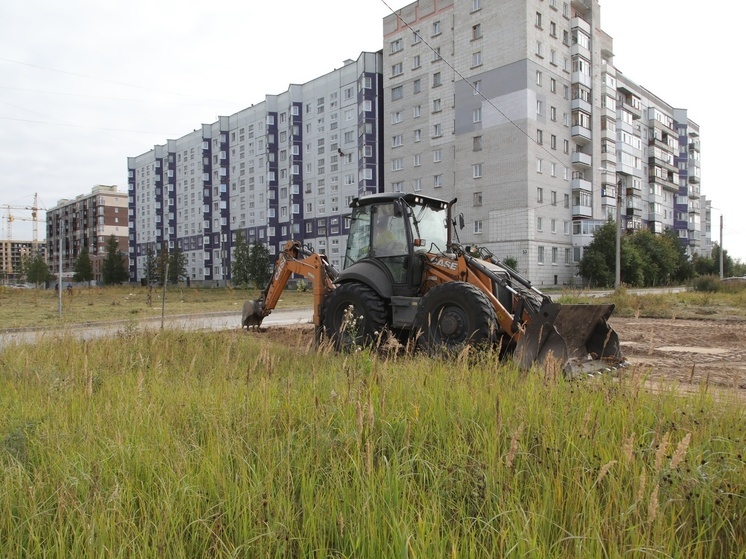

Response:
(383, 0), (704, 286)
(46, 185), (128, 284)
(1, 239), (43, 284)
(128, 52), (383, 284)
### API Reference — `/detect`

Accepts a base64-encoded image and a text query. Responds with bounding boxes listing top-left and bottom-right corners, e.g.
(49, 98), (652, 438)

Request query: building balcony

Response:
(688, 172), (701, 184)
(571, 43), (591, 60)
(571, 16), (591, 34)
(572, 204), (593, 218)
(571, 98), (592, 114)
(571, 177), (592, 192)
(648, 212), (665, 223)
(571, 125), (592, 144)
(571, 71), (592, 88)
(571, 151), (592, 168)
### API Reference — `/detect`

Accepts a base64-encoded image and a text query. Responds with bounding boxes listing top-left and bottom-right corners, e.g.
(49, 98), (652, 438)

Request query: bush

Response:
(691, 275), (721, 293)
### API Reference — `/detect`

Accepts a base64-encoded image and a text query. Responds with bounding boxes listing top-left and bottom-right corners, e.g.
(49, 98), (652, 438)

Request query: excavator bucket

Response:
(515, 302), (622, 374)
(242, 299), (264, 329)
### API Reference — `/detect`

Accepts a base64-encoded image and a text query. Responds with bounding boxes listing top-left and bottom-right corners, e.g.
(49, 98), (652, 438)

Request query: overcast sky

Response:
(2, 0), (743, 262)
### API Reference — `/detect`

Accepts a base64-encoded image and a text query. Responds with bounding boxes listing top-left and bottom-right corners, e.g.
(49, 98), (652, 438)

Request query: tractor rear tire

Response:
(414, 282), (497, 354)
(322, 282), (388, 351)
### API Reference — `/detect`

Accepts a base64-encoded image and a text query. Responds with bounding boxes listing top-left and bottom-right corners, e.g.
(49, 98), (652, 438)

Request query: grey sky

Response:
(1, 0), (742, 261)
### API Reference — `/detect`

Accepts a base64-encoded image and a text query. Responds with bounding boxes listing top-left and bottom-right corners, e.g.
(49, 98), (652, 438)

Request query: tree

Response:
(247, 241), (272, 289)
(168, 247), (188, 284)
(502, 256), (519, 273)
(710, 243), (735, 278)
(101, 235), (129, 285)
(578, 220), (616, 288)
(73, 247), (94, 284)
(156, 246), (170, 286)
(231, 231), (252, 288)
(22, 254), (51, 286)
(661, 228), (693, 284)
(143, 246), (158, 285)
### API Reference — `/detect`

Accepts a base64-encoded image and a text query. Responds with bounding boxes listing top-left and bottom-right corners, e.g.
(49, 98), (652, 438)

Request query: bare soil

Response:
(612, 317), (746, 390)
(249, 317), (746, 392)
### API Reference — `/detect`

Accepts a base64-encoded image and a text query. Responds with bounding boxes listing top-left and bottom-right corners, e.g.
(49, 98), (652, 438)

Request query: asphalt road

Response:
(0, 307), (314, 349)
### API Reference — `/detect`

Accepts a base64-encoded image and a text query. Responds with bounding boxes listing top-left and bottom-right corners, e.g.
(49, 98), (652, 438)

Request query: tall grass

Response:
(1, 330), (744, 558)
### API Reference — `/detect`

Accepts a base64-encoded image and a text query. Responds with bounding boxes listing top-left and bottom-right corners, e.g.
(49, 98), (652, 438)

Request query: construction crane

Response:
(1, 193), (44, 278)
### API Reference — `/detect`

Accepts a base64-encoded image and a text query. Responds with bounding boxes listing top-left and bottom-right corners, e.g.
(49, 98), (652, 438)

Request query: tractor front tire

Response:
(414, 282), (497, 354)
(322, 282), (387, 351)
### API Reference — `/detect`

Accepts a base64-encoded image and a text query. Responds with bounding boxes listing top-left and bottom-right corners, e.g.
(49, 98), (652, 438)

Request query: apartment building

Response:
(128, 52), (383, 285)
(46, 185), (128, 283)
(0, 239), (43, 284)
(383, 0), (704, 285)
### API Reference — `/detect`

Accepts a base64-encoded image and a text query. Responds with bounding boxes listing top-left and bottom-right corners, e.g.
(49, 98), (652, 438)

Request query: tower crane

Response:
(1, 193), (44, 278)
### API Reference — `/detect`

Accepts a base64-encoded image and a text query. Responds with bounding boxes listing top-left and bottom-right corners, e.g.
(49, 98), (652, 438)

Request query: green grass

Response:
(556, 285), (746, 320)
(0, 285), (313, 330)
(1, 330), (744, 558)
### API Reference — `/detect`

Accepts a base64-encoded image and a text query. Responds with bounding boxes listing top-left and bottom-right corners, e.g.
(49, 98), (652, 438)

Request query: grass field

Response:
(0, 285), (313, 330)
(2, 283), (746, 332)
(1, 326), (745, 557)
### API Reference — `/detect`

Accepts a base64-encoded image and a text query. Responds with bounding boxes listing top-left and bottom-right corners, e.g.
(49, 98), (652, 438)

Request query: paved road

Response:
(0, 307), (314, 349)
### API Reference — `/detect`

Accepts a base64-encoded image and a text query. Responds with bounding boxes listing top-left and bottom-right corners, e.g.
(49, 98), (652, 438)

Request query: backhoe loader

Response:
(243, 192), (623, 372)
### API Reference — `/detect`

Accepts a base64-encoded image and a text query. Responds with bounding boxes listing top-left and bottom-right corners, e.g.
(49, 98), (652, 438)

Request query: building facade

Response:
(383, 0), (705, 286)
(128, 52), (384, 284)
(1, 239), (43, 284)
(46, 185), (129, 284)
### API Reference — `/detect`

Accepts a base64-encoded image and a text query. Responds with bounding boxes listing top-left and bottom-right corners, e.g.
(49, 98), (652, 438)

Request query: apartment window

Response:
(392, 158), (403, 171)
(413, 178), (422, 191)
(551, 191), (557, 206)
(391, 86), (403, 101)
(535, 12), (542, 28)
(473, 80), (481, 95)
(472, 0), (481, 11)
(473, 108), (482, 123)
(536, 41), (543, 57)
(537, 187), (544, 202)
(413, 29), (421, 44)
(433, 98), (442, 112)
(537, 100), (543, 116)
(538, 246), (545, 264)
(537, 129), (543, 144)
(550, 22), (557, 37)
(474, 220), (483, 234)
(433, 149), (442, 162)
(550, 135), (557, 150)
(391, 111), (403, 124)
(565, 248), (572, 264)
(473, 191), (483, 206)
(472, 51), (482, 67)
(392, 181), (403, 192)
(552, 247), (558, 265)
(536, 70), (542, 86)
(472, 24), (482, 40)
(537, 217), (543, 232)
(391, 62), (403, 76)
(432, 47), (442, 61)
(433, 123), (442, 137)
(551, 162), (556, 177)
(434, 174), (443, 188)
(414, 129), (422, 142)
(564, 193), (570, 208)
(473, 135), (482, 151)
(433, 72), (442, 87)
(391, 38), (403, 53)
(392, 134), (403, 147)
(413, 153), (421, 166)
(413, 55), (421, 70)
(432, 20), (441, 35)
(550, 78), (556, 93)
(473, 163), (482, 178)
(413, 104), (422, 118)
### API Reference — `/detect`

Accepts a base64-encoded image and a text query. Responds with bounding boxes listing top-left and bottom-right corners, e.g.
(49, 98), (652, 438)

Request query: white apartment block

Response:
(128, 52), (383, 284)
(383, 0), (705, 286)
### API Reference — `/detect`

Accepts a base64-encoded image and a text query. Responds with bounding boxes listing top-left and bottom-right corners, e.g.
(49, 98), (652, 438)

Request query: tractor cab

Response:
(343, 193), (451, 296)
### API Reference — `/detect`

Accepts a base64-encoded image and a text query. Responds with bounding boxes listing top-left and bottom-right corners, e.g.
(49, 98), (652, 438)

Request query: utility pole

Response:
(720, 214), (723, 281)
(615, 181), (622, 290)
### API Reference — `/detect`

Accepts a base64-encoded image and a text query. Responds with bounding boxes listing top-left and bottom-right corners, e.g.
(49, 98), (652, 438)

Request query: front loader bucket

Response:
(515, 302), (623, 372)
(242, 299), (265, 329)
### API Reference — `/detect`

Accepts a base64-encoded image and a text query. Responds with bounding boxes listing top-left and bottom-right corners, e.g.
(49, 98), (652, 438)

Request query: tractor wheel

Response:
(414, 282), (497, 354)
(322, 282), (388, 351)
